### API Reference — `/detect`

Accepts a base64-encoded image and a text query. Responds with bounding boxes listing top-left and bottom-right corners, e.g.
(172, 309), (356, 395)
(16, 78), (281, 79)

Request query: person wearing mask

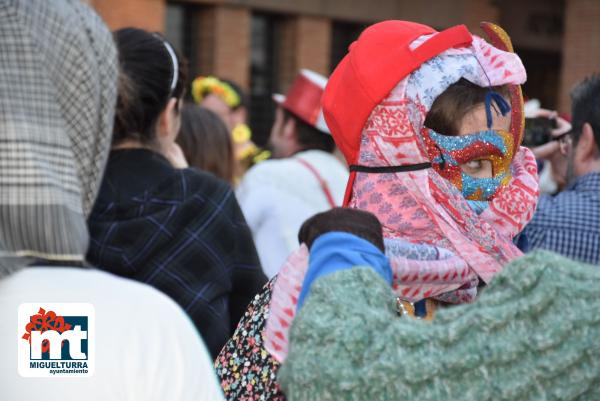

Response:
(0, 1), (224, 400)
(216, 21), (539, 400)
(86, 28), (266, 358)
(519, 75), (600, 264)
(236, 69), (349, 278)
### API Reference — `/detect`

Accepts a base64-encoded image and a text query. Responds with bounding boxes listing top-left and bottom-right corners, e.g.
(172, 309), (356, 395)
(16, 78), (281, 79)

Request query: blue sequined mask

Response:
(422, 128), (514, 201)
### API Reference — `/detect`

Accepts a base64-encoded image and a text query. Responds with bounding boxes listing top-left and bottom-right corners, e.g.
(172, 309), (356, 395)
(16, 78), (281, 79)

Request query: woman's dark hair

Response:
(177, 104), (235, 183)
(283, 110), (336, 153)
(112, 27), (188, 145)
(424, 78), (509, 136)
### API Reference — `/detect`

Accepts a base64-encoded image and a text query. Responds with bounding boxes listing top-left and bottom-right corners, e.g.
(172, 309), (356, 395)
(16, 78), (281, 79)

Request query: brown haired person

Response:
(191, 76), (266, 180)
(86, 28), (266, 358)
(177, 104), (235, 184)
(236, 69), (349, 278)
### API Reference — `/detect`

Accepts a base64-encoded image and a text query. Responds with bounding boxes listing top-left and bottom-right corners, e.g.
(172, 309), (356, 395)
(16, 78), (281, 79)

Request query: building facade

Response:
(88, 0), (596, 144)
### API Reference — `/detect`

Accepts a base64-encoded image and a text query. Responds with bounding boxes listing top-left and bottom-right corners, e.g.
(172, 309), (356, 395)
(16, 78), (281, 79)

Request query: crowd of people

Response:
(0, 1), (598, 400)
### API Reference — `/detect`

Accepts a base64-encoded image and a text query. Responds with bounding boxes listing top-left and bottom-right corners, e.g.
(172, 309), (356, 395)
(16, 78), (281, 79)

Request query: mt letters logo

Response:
(18, 303), (95, 377)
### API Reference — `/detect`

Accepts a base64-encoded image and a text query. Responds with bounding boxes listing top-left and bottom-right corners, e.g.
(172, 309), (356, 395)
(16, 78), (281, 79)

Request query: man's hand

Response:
(530, 109), (572, 160)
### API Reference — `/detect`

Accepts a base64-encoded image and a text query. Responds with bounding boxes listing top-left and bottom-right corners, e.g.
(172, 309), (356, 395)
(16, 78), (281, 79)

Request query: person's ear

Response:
(578, 122), (597, 162)
(282, 117), (297, 141)
(157, 98), (179, 140)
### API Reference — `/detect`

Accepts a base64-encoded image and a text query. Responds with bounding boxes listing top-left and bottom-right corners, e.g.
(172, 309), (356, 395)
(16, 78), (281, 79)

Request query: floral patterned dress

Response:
(215, 277), (286, 401)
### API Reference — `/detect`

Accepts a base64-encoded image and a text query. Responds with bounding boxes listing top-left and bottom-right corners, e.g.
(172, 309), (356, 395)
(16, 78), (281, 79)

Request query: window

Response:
(249, 13), (281, 146)
(517, 48), (561, 109)
(330, 21), (366, 73)
(165, 3), (198, 84)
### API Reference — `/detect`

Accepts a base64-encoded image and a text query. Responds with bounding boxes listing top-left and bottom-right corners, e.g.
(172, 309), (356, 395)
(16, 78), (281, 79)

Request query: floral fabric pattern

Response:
(215, 278), (285, 401)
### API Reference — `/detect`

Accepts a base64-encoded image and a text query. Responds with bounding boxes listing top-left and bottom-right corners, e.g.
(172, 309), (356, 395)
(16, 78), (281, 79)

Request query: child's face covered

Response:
(423, 101), (514, 201)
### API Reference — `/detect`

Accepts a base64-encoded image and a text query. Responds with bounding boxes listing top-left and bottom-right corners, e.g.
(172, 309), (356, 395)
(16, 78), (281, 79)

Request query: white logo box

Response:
(18, 303), (95, 378)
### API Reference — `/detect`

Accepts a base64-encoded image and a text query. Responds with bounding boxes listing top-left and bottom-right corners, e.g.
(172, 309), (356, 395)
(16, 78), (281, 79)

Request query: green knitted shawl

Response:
(279, 250), (600, 401)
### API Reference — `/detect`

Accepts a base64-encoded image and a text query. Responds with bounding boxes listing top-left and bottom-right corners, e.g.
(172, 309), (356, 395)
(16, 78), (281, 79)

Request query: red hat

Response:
(273, 69), (330, 134)
(322, 20), (473, 205)
(323, 21), (473, 165)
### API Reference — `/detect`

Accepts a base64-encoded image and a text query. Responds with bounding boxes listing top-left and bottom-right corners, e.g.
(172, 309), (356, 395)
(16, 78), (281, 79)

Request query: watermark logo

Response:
(18, 303), (94, 377)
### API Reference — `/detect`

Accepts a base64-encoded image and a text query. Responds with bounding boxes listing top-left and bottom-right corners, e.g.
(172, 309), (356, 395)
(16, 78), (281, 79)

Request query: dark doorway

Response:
(249, 13), (282, 146)
(330, 21), (367, 73)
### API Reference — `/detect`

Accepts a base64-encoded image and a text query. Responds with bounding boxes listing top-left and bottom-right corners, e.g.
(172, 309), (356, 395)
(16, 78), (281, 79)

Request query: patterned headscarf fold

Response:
(0, 0), (118, 276)
(350, 32), (537, 299)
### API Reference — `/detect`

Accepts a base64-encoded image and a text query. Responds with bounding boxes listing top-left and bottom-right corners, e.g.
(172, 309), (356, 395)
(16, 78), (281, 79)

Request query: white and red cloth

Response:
(236, 150), (348, 278)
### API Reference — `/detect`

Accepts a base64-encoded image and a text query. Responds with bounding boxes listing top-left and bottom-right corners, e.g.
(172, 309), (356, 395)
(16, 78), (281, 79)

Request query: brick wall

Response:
(194, 5), (251, 89)
(278, 16), (331, 91)
(88, 0), (600, 117)
(461, 0), (500, 37)
(558, 0), (600, 114)
(91, 0), (166, 32)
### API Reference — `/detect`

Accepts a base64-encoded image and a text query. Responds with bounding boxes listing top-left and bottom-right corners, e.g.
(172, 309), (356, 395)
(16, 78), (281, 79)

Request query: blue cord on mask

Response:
(484, 91), (511, 128)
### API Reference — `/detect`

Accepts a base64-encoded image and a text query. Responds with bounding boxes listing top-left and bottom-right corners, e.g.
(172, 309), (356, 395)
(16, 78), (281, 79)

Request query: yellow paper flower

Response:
(191, 76), (240, 108)
(252, 149), (271, 164)
(236, 142), (258, 161)
(232, 123), (252, 144)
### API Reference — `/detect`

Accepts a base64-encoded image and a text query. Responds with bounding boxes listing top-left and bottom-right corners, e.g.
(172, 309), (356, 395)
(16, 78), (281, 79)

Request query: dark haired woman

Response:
(177, 104), (235, 184)
(87, 28), (267, 358)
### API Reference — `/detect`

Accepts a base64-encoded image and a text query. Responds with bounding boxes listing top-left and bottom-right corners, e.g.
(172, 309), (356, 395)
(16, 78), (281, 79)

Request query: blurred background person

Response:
(236, 69), (349, 278)
(0, 1), (224, 400)
(192, 76), (247, 130)
(87, 27), (266, 358)
(519, 75), (600, 264)
(523, 100), (572, 195)
(178, 104), (235, 184)
(192, 75), (269, 180)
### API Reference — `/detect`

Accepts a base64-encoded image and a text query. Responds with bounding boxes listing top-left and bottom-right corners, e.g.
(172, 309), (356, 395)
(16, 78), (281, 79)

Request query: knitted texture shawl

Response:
(279, 250), (600, 401)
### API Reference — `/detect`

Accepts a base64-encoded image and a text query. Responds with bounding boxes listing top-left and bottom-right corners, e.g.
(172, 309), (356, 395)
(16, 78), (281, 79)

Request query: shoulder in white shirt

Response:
(237, 150), (349, 277)
(0, 267), (224, 401)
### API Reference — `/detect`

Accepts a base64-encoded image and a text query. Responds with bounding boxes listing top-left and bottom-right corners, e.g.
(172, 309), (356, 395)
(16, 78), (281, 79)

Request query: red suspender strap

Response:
(296, 157), (337, 209)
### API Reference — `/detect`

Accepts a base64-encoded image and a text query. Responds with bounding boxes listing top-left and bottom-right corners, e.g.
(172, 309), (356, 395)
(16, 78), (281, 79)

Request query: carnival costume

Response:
(215, 21), (539, 400)
(265, 20), (538, 363)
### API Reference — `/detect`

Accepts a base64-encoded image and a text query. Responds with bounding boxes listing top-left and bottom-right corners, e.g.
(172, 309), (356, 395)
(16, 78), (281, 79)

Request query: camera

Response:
(523, 116), (557, 147)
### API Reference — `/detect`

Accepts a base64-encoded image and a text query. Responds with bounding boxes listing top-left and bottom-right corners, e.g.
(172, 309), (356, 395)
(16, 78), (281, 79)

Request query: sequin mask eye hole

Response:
(425, 128), (514, 174)
(422, 128), (515, 201)
(461, 158), (493, 178)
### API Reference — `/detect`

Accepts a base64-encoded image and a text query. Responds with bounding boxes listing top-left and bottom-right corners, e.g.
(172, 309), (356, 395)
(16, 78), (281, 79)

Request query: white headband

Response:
(162, 39), (179, 93)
